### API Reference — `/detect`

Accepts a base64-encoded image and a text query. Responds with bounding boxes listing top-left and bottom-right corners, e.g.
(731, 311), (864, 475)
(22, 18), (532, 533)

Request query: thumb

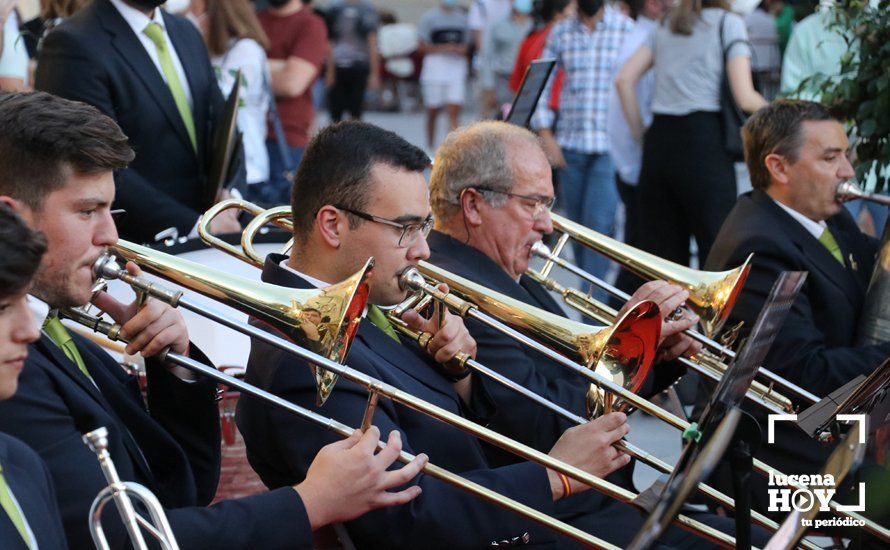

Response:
(91, 291), (131, 325)
(400, 309), (427, 332)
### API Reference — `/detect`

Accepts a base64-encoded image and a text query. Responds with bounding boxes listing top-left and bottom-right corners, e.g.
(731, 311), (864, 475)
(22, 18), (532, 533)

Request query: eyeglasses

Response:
(472, 187), (556, 220)
(334, 205), (434, 248)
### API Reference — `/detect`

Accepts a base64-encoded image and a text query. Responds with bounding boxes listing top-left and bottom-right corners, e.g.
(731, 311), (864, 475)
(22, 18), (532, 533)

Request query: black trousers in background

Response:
(613, 174), (646, 309)
(635, 111), (738, 267)
(328, 64), (370, 122)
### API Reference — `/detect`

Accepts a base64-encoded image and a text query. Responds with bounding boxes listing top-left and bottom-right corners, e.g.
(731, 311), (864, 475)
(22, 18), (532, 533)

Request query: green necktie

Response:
(818, 228), (845, 265)
(143, 22), (197, 151)
(43, 315), (91, 379)
(0, 463), (34, 550)
(367, 305), (400, 342)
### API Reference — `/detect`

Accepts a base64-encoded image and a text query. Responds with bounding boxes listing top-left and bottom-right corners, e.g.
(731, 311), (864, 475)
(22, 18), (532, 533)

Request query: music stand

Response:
(627, 271), (808, 550)
(504, 59), (556, 128)
(205, 69), (243, 209)
(764, 420), (867, 550)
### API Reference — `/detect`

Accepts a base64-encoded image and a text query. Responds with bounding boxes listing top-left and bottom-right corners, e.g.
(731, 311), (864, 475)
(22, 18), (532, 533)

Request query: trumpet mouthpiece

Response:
(82, 427), (110, 454)
(531, 241), (552, 258)
(92, 253), (124, 281)
(399, 267), (427, 292)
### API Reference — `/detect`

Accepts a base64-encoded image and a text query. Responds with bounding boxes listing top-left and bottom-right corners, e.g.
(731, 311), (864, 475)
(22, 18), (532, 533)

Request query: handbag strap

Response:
(262, 67), (294, 171)
(719, 12), (750, 63)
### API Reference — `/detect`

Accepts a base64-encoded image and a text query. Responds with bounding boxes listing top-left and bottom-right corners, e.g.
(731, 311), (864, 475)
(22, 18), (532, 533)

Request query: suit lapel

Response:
(95, 0), (196, 156)
(34, 335), (107, 408)
(755, 191), (862, 307)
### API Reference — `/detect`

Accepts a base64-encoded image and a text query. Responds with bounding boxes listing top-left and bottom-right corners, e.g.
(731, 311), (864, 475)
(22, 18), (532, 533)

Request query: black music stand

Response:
(205, 69), (243, 209)
(628, 271), (808, 550)
(504, 59), (556, 128)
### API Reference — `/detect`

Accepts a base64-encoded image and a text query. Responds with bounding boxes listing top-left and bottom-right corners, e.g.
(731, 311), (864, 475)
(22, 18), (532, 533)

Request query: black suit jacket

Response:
(0, 330), (310, 549)
(35, 0), (246, 243)
(0, 433), (67, 550)
(704, 189), (890, 506)
(236, 254), (560, 549)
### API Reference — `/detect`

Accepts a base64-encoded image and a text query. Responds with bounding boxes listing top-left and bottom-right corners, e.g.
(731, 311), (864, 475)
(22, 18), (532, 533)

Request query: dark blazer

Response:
(0, 433), (67, 550)
(0, 330), (310, 549)
(704, 189), (890, 507)
(35, 0), (246, 243)
(236, 254), (560, 549)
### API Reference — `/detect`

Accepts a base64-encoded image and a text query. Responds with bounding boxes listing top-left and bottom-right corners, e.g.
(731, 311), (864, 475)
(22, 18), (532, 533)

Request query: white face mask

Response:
(164, 0), (192, 14)
(730, 0), (759, 16)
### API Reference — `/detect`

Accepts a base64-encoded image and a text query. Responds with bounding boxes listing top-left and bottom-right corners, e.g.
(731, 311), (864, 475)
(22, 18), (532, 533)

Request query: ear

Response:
(763, 153), (790, 187)
(459, 188), (485, 228)
(315, 205), (346, 249)
(0, 196), (34, 226)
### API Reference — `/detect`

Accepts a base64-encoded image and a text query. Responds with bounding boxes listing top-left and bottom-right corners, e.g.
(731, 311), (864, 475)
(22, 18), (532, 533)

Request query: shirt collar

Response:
(27, 294), (51, 329)
(278, 258), (331, 289)
(109, 0), (166, 36)
(771, 197), (827, 239)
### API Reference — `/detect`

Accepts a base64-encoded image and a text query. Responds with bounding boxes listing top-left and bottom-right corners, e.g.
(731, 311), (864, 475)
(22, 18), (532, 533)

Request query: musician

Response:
(425, 120), (766, 548)
(705, 99), (890, 522)
(0, 204), (68, 550)
(35, 0), (244, 243)
(0, 91), (427, 549)
(237, 120), (650, 548)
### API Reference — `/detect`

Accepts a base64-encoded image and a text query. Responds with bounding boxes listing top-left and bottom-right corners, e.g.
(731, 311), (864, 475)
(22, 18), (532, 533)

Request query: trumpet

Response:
(82, 426), (178, 550)
(203, 199), (888, 543)
(530, 229), (822, 408)
(836, 180), (890, 206)
(89, 248), (738, 548)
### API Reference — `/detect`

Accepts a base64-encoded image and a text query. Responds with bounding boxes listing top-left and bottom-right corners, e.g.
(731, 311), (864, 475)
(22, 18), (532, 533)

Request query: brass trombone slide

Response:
(406, 262), (889, 542)
(530, 240), (821, 408)
(63, 308), (612, 549)
(92, 249), (738, 548)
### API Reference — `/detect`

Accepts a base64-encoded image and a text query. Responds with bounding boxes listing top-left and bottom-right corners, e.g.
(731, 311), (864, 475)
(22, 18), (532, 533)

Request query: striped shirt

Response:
(532, 8), (634, 154)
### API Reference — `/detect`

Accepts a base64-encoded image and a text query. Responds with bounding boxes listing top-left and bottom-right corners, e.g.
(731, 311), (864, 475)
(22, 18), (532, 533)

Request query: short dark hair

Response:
(290, 121), (430, 245)
(0, 203), (47, 299)
(0, 91), (134, 209)
(743, 100), (840, 191)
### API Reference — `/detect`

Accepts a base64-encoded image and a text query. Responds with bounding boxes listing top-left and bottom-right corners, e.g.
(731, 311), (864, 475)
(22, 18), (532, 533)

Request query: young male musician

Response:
(0, 91), (426, 549)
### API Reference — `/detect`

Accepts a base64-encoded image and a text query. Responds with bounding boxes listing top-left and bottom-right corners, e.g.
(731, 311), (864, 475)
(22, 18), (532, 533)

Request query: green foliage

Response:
(819, 0), (890, 191)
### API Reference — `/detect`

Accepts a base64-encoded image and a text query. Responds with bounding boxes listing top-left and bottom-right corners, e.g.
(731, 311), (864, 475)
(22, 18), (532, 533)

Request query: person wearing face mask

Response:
(34, 0), (245, 243)
(0, 91), (428, 550)
(0, 204), (69, 550)
(531, 0), (634, 305)
(480, 0), (533, 117)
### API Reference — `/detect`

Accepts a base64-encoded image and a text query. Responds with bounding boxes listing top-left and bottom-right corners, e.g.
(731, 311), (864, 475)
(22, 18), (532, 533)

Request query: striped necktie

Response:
(0, 463), (34, 549)
(143, 22), (197, 151)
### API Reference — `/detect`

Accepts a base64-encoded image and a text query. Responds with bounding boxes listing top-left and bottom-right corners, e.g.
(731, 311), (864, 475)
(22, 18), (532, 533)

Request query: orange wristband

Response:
(558, 472), (572, 498)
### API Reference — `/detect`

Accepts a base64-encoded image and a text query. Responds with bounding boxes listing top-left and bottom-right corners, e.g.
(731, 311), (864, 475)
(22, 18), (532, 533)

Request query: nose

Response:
(838, 155), (855, 180)
(535, 209), (554, 235)
(96, 210), (119, 247)
(408, 234), (431, 262)
(14, 301), (40, 345)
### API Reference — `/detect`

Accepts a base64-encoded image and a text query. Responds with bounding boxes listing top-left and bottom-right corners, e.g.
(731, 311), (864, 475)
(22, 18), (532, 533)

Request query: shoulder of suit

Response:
(0, 432), (43, 466)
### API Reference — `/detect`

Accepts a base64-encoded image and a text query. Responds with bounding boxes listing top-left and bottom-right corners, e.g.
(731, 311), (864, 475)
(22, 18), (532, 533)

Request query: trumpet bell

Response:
(416, 261), (661, 419)
(110, 240), (373, 406)
(549, 212), (752, 339)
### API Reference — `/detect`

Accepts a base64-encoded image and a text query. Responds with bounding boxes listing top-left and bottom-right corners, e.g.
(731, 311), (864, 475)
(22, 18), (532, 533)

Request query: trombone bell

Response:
(108, 240), (373, 406)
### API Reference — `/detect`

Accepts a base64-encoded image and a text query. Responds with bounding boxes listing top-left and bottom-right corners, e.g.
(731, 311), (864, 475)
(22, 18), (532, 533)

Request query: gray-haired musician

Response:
(0, 91), (426, 549)
(705, 99), (890, 542)
(424, 120), (768, 547)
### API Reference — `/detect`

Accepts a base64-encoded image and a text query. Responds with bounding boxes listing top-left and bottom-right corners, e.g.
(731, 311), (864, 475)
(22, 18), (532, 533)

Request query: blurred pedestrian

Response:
(480, 0), (532, 117)
(324, 0), (379, 122)
(418, 0), (469, 150)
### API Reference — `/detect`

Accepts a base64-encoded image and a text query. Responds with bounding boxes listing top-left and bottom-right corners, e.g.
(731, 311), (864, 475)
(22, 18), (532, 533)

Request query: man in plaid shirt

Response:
(532, 0), (633, 300)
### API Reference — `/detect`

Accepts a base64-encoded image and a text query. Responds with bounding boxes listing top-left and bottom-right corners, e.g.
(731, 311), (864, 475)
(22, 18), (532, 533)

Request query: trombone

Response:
(533, 214), (822, 407)
(82, 426), (178, 550)
(203, 199), (888, 542)
(90, 247), (739, 548)
(836, 180), (890, 207)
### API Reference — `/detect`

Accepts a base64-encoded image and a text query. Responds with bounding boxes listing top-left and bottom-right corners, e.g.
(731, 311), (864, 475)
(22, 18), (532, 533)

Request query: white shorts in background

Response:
(422, 80), (465, 108)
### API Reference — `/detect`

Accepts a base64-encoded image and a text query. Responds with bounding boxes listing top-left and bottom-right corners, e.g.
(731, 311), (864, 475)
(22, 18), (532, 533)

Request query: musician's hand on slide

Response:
(91, 262), (190, 359)
(296, 427), (428, 528)
(546, 412), (631, 500)
(402, 284), (477, 363)
(617, 280), (702, 361)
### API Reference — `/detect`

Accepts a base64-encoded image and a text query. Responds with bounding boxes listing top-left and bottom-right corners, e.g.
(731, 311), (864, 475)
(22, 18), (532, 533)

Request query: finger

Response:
(373, 430), (404, 466)
(91, 290), (132, 324)
(595, 412), (627, 431)
(140, 324), (183, 357)
(433, 339), (462, 365)
(617, 280), (666, 317)
(381, 453), (428, 488)
(683, 340), (703, 358)
(659, 337), (692, 363)
(327, 429), (364, 451)
(373, 485), (423, 508)
(124, 261), (143, 277)
(607, 422), (630, 444)
(119, 300), (164, 340)
(400, 309), (427, 332)
(356, 425), (383, 455)
(123, 312), (168, 354)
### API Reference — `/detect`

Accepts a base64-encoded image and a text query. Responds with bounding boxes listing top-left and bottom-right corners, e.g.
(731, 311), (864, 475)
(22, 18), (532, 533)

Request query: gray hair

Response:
(429, 121), (543, 220)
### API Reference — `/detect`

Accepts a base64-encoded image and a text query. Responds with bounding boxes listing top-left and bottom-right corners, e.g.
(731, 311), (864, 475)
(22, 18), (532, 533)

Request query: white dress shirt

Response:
(109, 0), (193, 109)
(771, 197), (827, 239)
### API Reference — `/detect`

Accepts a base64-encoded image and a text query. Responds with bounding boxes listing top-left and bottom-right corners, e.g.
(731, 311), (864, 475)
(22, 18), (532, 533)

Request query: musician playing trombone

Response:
(234, 120), (660, 548)
(0, 203), (69, 550)
(0, 91), (428, 549)
(424, 120), (769, 547)
(704, 99), (890, 543)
